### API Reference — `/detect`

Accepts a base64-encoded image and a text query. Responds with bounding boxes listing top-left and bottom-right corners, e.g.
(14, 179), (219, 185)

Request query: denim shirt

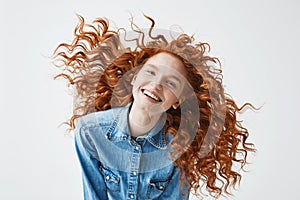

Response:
(74, 103), (190, 200)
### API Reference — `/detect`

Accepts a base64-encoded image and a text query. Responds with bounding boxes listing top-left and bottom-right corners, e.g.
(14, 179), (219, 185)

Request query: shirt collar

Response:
(106, 103), (168, 149)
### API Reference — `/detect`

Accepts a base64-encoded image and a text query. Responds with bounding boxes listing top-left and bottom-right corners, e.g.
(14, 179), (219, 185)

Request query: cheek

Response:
(164, 90), (179, 104)
(132, 76), (143, 89)
(132, 77), (149, 94)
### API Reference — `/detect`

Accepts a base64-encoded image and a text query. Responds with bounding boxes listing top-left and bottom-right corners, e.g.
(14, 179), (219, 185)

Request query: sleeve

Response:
(156, 167), (190, 200)
(74, 124), (108, 200)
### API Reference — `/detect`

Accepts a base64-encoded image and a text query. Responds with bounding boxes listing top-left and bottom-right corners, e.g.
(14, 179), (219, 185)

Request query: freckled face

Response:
(131, 52), (187, 114)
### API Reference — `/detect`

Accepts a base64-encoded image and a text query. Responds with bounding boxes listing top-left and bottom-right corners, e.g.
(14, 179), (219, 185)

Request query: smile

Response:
(142, 89), (162, 102)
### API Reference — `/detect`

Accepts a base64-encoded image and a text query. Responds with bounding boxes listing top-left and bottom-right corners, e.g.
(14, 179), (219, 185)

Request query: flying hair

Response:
(52, 14), (256, 198)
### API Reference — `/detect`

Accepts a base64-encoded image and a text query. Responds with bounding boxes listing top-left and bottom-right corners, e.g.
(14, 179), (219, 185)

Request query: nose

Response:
(151, 77), (163, 90)
(152, 82), (163, 90)
(150, 73), (169, 91)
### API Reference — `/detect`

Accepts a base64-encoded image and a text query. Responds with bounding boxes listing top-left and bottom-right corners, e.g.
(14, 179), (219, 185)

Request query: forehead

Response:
(144, 52), (187, 76)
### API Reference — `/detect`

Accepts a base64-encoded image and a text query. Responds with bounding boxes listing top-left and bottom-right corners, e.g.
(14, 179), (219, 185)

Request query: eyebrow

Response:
(145, 64), (183, 83)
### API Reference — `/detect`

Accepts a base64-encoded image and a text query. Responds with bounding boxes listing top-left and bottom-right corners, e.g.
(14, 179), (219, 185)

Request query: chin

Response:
(136, 101), (165, 114)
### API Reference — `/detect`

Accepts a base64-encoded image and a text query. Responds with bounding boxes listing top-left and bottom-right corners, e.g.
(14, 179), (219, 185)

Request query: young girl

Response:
(53, 15), (256, 199)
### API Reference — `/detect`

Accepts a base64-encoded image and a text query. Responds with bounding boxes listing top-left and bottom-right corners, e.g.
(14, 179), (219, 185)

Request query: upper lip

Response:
(142, 89), (162, 102)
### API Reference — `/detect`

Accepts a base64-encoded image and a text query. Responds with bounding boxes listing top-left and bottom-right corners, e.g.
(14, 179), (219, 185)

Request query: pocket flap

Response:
(99, 165), (120, 192)
(150, 179), (169, 191)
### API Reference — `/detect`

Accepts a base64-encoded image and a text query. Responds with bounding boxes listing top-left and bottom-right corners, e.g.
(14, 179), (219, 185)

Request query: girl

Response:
(53, 15), (256, 199)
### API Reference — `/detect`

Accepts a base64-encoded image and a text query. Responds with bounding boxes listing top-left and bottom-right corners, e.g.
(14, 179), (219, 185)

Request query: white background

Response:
(1, 0), (299, 199)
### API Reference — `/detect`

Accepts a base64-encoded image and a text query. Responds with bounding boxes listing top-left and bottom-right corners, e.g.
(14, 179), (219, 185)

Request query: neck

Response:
(128, 103), (161, 137)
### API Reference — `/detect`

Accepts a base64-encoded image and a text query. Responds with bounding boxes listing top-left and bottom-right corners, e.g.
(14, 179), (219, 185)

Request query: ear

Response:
(172, 101), (180, 109)
(131, 75), (137, 85)
(172, 96), (186, 109)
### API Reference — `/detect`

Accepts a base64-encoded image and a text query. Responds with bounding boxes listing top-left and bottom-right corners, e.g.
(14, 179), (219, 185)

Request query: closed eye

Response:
(146, 70), (156, 76)
(166, 80), (177, 88)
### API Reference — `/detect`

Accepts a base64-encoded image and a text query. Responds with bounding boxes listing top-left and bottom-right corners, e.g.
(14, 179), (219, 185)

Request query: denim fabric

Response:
(74, 103), (190, 200)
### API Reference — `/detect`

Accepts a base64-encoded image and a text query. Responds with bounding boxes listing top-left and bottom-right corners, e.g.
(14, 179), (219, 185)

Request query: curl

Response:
(52, 15), (257, 198)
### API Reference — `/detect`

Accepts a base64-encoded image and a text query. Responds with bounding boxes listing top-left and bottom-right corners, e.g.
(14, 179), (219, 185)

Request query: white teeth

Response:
(143, 90), (160, 101)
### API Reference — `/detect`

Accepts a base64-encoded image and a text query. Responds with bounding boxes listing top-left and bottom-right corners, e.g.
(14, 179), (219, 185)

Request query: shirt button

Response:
(135, 146), (139, 150)
(130, 194), (134, 199)
(105, 176), (110, 180)
(133, 171), (137, 175)
(159, 185), (164, 190)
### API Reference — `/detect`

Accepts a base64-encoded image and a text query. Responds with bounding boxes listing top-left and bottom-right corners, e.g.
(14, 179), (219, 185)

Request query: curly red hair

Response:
(52, 15), (256, 198)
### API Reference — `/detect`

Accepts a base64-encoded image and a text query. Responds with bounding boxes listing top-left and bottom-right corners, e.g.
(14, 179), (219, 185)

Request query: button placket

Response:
(128, 143), (141, 200)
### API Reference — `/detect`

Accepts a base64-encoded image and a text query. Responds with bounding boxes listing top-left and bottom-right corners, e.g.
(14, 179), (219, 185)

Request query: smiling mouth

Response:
(141, 89), (162, 102)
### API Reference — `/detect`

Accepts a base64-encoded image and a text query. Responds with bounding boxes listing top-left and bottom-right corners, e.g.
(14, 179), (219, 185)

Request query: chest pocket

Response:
(146, 178), (170, 199)
(99, 165), (120, 192)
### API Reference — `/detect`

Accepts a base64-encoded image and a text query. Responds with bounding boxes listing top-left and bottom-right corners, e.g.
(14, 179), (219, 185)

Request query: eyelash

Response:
(146, 70), (155, 75)
(145, 70), (177, 88)
(166, 80), (176, 88)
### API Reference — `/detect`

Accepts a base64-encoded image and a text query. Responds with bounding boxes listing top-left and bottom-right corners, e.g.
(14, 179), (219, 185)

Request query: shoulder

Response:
(73, 106), (125, 148)
(75, 106), (124, 130)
